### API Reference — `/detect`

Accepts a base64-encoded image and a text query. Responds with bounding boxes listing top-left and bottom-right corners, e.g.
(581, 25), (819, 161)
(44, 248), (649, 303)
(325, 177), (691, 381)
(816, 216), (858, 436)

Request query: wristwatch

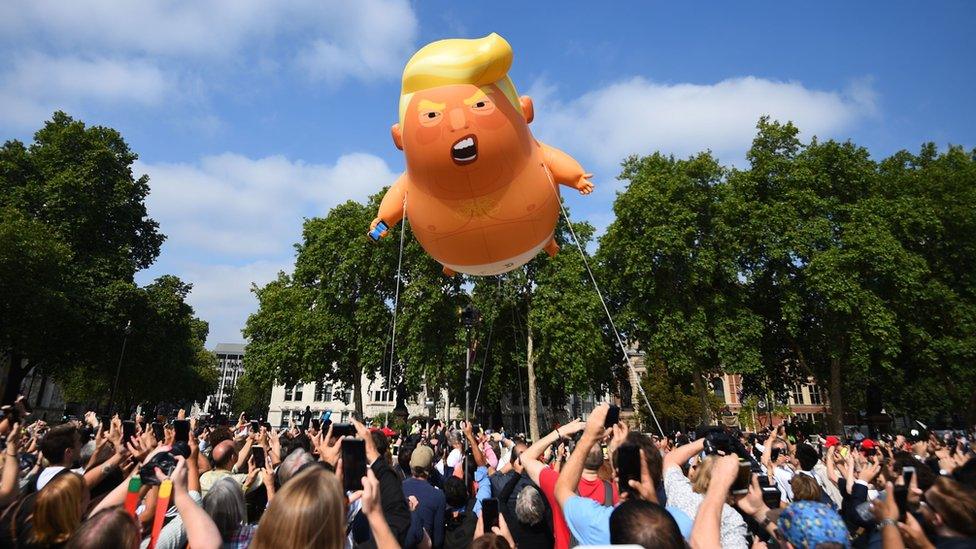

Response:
(878, 518), (898, 529)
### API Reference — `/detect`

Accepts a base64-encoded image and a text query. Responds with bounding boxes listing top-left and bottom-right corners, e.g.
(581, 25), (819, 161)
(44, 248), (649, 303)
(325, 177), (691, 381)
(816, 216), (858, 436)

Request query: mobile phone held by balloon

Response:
(369, 221), (388, 241)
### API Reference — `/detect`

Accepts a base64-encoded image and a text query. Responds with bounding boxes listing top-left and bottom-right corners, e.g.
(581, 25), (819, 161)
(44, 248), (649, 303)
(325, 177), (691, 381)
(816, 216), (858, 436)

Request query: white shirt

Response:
(446, 448), (463, 469)
(36, 466), (83, 491)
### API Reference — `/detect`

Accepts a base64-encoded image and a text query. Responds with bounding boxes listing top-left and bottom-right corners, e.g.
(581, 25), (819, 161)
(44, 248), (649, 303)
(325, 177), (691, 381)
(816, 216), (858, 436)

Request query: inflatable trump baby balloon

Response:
(369, 33), (593, 276)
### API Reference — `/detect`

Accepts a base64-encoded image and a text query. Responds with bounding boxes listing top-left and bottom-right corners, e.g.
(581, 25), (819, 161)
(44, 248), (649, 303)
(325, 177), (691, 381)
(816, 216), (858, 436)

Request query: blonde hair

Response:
(691, 456), (716, 494)
(32, 472), (86, 545)
(250, 466), (345, 549)
(399, 33), (522, 126)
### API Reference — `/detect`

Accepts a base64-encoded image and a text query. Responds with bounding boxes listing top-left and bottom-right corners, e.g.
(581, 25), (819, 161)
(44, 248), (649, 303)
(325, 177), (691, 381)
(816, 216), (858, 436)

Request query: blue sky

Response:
(1, 1), (973, 346)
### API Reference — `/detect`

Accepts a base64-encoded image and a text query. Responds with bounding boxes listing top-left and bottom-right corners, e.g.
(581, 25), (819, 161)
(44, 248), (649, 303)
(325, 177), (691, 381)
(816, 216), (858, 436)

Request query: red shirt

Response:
(577, 476), (619, 505)
(538, 466), (570, 549)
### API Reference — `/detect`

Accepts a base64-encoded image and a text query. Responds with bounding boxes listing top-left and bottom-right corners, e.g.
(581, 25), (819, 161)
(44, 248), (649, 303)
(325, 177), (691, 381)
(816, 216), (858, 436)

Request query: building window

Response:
(788, 384), (804, 406)
(284, 386), (293, 401)
(807, 384), (823, 405)
(315, 381), (331, 402)
(711, 377), (726, 400)
(372, 390), (393, 402)
(294, 384), (303, 401)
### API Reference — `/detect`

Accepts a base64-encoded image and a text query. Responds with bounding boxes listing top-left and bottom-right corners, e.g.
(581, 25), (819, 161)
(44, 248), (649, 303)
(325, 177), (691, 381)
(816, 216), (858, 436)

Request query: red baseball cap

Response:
(860, 439), (877, 450)
(825, 436), (840, 448)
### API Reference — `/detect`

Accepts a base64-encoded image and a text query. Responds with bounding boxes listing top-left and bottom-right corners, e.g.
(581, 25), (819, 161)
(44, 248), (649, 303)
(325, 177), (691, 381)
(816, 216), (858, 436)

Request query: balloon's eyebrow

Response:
(463, 89), (490, 106)
(417, 99), (446, 112)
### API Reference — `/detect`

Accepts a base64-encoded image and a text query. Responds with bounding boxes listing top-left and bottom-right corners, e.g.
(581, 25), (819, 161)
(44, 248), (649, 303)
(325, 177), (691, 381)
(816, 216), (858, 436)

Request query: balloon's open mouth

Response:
(451, 134), (478, 165)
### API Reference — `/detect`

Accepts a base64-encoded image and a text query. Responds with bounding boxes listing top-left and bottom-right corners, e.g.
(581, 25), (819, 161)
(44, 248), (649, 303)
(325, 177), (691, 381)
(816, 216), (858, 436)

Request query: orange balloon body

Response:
(371, 45), (593, 276)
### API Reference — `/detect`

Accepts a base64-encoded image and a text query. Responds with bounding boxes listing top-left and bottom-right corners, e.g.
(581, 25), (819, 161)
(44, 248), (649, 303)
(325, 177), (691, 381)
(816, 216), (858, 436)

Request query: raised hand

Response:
(575, 173), (594, 195)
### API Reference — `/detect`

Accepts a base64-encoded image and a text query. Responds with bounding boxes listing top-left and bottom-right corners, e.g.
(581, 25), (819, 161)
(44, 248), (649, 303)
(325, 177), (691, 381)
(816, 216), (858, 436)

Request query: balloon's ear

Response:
(520, 96), (534, 124)
(391, 123), (404, 150)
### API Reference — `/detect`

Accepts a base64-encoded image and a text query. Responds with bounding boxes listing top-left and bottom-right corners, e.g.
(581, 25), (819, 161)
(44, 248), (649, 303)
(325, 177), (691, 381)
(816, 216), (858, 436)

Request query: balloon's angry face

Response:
(403, 83), (532, 189)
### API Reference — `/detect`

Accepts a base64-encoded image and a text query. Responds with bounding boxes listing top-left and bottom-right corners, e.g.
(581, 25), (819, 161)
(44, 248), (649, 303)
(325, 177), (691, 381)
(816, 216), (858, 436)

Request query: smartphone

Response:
(341, 439), (367, 492)
(902, 466), (915, 487)
(151, 422), (164, 441)
(368, 221), (389, 241)
(332, 423), (356, 437)
(616, 443), (641, 497)
(731, 461), (752, 494)
(100, 416), (111, 432)
(762, 486), (782, 508)
(770, 447), (781, 461)
(311, 418), (321, 430)
(757, 474), (771, 487)
(481, 498), (500, 531)
(605, 405), (620, 428)
(122, 420), (136, 442)
(173, 420), (190, 444)
(251, 446), (265, 469)
(894, 486), (908, 521)
(250, 420), (259, 433)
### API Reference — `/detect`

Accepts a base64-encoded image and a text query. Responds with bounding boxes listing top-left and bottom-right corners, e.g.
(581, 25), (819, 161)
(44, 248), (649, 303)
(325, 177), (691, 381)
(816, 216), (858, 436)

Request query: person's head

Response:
(471, 533), (511, 549)
(690, 455), (716, 494)
(250, 466), (345, 549)
(953, 455), (976, 492)
(791, 474), (823, 502)
(772, 437), (790, 466)
(206, 425), (233, 449)
(203, 477), (247, 542)
(451, 431), (464, 449)
(66, 507), (140, 549)
(398, 443), (415, 473)
(277, 448), (314, 487)
(211, 440), (238, 470)
(613, 432), (663, 487)
(608, 499), (684, 549)
(776, 501), (848, 549)
(584, 444), (604, 472)
(39, 424), (81, 467)
(409, 445), (434, 479)
(795, 443), (819, 472)
(444, 476), (468, 509)
(920, 476), (976, 538)
(515, 485), (545, 526)
(32, 472), (87, 545)
(371, 431), (389, 460)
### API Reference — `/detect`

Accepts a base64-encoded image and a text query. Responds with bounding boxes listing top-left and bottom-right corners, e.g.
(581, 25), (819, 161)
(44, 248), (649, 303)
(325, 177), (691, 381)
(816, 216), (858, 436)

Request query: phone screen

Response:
(151, 422), (165, 441)
(894, 486), (908, 521)
(616, 443), (641, 497)
(251, 446), (265, 468)
(332, 423), (355, 437)
(250, 420), (259, 433)
(605, 405), (620, 428)
(173, 420), (190, 443)
(481, 498), (499, 530)
(100, 416), (111, 432)
(122, 420), (136, 442)
(731, 461), (752, 494)
(902, 466), (915, 487)
(369, 221), (389, 241)
(341, 439), (367, 492)
(762, 486), (782, 508)
(770, 447), (781, 461)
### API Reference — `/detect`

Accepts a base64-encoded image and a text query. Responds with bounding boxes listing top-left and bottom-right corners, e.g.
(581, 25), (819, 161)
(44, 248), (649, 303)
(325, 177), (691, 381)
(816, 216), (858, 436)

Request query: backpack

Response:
(568, 480), (613, 547)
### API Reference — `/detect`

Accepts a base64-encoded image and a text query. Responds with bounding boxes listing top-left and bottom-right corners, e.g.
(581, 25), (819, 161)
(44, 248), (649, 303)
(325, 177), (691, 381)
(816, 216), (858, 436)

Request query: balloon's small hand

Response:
(576, 174), (594, 195)
(368, 218), (389, 240)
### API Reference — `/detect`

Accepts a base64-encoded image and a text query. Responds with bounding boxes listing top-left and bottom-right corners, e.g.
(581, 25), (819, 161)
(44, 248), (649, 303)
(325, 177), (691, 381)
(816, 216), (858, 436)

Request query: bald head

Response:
(212, 440), (238, 469)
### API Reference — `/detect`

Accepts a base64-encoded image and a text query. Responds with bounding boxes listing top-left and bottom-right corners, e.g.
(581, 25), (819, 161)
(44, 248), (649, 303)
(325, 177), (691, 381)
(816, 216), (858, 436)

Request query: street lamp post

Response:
(108, 320), (132, 416)
(460, 304), (480, 485)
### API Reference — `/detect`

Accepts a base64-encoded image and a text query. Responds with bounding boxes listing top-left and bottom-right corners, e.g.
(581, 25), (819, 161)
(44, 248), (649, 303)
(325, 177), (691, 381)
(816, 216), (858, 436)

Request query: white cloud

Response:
(0, 0), (417, 81)
(531, 76), (878, 169)
(0, 54), (169, 127)
(139, 152), (397, 257)
(178, 260), (287, 345)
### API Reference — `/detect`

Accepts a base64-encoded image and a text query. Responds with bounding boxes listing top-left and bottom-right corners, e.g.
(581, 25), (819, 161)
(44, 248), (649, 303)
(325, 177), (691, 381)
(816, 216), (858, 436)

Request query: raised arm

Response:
(369, 174), (409, 237)
(663, 438), (705, 471)
(167, 458), (222, 549)
(555, 404), (609, 505)
(540, 142), (593, 195)
(521, 420), (585, 485)
(691, 455), (739, 548)
(0, 425), (22, 505)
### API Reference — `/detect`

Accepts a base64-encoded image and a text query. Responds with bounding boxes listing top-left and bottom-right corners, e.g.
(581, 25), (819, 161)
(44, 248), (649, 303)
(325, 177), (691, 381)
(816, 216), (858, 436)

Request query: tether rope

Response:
(543, 166), (665, 437)
(385, 196), (407, 427)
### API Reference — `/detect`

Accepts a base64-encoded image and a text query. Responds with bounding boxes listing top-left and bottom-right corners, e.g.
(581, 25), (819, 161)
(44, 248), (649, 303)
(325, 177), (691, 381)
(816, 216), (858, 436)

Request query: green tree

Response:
(0, 112), (215, 408)
(598, 151), (762, 424)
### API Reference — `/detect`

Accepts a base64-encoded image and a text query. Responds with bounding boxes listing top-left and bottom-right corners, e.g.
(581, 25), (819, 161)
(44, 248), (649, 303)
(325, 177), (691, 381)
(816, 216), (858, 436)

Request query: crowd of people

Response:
(0, 396), (973, 548)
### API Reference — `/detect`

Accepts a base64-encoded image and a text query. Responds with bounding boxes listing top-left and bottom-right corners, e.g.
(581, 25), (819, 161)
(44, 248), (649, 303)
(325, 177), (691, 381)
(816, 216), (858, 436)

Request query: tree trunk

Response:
(2, 351), (28, 405)
(828, 355), (844, 433)
(353, 373), (364, 418)
(693, 370), (713, 425)
(527, 317), (539, 442)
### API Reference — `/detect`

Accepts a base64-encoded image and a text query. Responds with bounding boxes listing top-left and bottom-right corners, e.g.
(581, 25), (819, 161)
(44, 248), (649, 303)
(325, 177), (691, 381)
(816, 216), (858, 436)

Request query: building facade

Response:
(201, 343), (246, 415)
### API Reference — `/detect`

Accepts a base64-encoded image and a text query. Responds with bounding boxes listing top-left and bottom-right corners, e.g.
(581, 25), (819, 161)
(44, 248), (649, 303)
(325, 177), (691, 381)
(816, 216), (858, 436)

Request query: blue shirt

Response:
(561, 495), (694, 545)
(472, 466), (492, 516)
(403, 477), (447, 549)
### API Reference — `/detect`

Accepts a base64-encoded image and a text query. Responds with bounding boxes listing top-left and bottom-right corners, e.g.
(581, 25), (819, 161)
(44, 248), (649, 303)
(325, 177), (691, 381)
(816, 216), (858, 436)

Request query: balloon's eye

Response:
(427, 112), (438, 119)
(475, 101), (486, 108)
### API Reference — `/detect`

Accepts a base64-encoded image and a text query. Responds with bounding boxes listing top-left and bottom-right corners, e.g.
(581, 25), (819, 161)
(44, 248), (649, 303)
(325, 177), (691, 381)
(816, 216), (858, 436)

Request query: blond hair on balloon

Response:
(398, 32), (523, 126)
